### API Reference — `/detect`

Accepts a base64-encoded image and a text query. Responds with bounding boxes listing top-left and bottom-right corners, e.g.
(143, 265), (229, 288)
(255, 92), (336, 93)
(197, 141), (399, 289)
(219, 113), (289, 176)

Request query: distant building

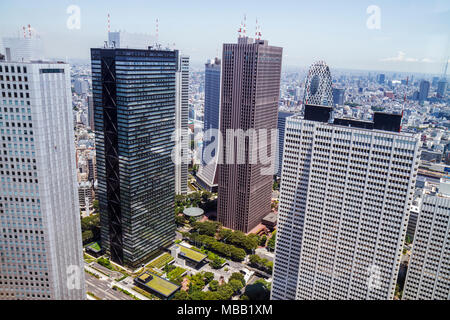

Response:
(79, 181), (94, 215)
(87, 95), (95, 130)
(437, 79), (447, 99)
(276, 111), (295, 177)
(2, 36), (44, 62)
(377, 73), (385, 84)
(303, 61), (333, 106)
(175, 55), (190, 195)
(74, 79), (88, 95)
(108, 31), (156, 49)
(197, 58), (221, 192)
(419, 80), (430, 104)
(332, 87), (345, 106)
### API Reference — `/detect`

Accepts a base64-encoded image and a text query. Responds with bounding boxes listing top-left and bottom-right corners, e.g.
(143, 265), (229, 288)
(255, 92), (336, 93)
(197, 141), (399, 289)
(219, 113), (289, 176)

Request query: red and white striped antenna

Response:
(28, 24), (32, 38)
(107, 13), (111, 33)
(156, 18), (159, 44)
(23, 26), (26, 39)
(243, 14), (247, 36)
(238, 20), (243, 38)
(255, 18), (262, 40)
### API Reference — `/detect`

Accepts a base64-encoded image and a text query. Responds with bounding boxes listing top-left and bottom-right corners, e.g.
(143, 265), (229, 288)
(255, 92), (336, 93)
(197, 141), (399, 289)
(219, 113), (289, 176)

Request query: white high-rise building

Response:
(108, 31), (156, 49)
(2, 37), (44, 62)
(272, 106), (420, 300)
(175, 55), (189, 195)
(403, 178), (450, 300)
(0, 61), (85, 300)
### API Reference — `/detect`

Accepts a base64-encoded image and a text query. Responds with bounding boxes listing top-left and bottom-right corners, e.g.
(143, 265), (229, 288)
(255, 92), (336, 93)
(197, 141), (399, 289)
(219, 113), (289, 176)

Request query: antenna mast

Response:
(107, 13), (111, 33)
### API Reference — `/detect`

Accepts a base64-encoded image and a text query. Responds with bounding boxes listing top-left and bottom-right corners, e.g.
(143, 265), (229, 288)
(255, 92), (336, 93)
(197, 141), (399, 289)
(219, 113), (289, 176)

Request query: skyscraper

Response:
(272, 106), (420, 300)
(276, 111), (294, 177)
(403, 178), (450, 300)
(332, 87), (345, 106)
(91, 47), (177, 267)
(197, 58), (221, 192)
(303, 61), (333, 107)
(377, 73), (385, 85)
(419, 80), (430, 104)
(0, 61), (85, 299)
(175, 55), (189, 195)
(437, 79), (447, 99)
(217, 37), (283, 233)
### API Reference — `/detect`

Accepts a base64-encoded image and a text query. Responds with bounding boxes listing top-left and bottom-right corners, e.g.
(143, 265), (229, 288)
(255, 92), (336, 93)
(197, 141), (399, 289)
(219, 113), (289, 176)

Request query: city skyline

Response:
(0, 0), (449, 74)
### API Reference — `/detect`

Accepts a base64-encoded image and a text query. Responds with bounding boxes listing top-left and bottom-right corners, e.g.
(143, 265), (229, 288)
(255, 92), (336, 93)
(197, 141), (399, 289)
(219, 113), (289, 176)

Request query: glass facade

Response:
(91, 48), (177, 268)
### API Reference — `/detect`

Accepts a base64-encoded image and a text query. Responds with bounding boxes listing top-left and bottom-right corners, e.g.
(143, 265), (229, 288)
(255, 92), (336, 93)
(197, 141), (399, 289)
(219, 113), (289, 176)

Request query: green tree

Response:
(229, 272), (246, 286)
(204, 272), (214, 284)
(259, 235), (267, 247)
(209, 280), (219, 291)
(229, 279), (244, 295)
(173, 290), (189, 300)
(217, 284), (234, 300)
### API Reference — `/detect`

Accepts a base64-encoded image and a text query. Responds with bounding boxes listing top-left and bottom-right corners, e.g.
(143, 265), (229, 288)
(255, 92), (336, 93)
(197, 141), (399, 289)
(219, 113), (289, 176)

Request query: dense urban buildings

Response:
(91, 47), (177, 268)
(272, 106), (420, 300)
(175, 55), (189, 195)
(0, 60), (85, 299)
(403, 178), (450, 300)
(217, 36), (283, 233)
(303, 61), (333, 107)
(197, 57), (221, 192)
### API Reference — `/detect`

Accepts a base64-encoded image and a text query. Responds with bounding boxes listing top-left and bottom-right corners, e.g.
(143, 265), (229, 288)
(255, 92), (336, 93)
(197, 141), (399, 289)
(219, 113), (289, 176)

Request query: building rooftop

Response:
(135, 272), (180, 298)
(176, 244), (207, 263)
(183, 207), (204, 217)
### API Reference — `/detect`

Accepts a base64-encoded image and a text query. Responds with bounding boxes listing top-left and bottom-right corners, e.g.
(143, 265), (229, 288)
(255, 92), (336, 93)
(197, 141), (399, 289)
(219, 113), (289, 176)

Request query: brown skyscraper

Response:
(217, 37), (283, 232)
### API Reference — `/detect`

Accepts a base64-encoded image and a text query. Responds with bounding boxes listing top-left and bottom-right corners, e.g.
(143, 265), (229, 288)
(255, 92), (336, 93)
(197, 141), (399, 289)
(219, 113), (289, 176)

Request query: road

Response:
(85, 273), (134, 300)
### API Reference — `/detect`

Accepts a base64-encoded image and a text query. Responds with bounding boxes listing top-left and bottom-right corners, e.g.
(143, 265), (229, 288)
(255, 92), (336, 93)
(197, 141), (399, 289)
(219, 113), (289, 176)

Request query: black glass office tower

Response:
(91, 48), (177, 268)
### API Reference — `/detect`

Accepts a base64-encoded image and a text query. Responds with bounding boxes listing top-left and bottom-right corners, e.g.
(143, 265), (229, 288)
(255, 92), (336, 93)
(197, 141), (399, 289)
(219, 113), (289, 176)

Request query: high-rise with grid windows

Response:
(217, 37), (283, 233)
(403, 178), (450, 300)
(272, 106), (420, 300)
(0, 61), (85, 300)
(91, 47), (177, 268)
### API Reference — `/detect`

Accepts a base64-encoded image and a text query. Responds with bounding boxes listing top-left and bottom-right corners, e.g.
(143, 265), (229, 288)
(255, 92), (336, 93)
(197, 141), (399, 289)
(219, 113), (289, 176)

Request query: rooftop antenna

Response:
(255, 18), (262, 40)
(238, 19), (243, 38)
(23, 26), (26, 39)
(243, 14), (247, 37)
(107, 13), (111, 33)
(443, 57), (449, 78)
(156, 18), (159, 45)
(28, 24), (32, 38)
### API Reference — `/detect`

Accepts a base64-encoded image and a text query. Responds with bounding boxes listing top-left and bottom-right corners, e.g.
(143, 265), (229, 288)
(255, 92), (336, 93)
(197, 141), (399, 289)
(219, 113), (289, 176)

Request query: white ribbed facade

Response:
(0, 62), (85, 300)
(175, 55), (189, 195)
(272, 115), (420, 300)
(403, 182), (450, 300)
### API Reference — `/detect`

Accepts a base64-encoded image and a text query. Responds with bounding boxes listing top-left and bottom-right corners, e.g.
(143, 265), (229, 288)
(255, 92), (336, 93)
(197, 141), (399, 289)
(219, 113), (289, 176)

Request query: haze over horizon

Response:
(0, 0), (449, 75)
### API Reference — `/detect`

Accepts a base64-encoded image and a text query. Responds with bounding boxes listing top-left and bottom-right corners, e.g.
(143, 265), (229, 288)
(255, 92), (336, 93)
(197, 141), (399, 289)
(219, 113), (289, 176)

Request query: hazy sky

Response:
(0, 0), (449, 74)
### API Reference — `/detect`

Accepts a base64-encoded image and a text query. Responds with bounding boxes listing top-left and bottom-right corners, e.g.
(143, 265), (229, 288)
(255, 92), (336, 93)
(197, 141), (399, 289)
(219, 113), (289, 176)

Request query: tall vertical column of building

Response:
(197, 58), (221, 192)
(0, 61), (85, 300)
(175, 55), (189, 195)
(272, 107), (420, 300)
(217, 37), (282, 233)
(91, 48), (177, 268)
(276, 111), (294, 177)
(403, 178), (450, 300)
